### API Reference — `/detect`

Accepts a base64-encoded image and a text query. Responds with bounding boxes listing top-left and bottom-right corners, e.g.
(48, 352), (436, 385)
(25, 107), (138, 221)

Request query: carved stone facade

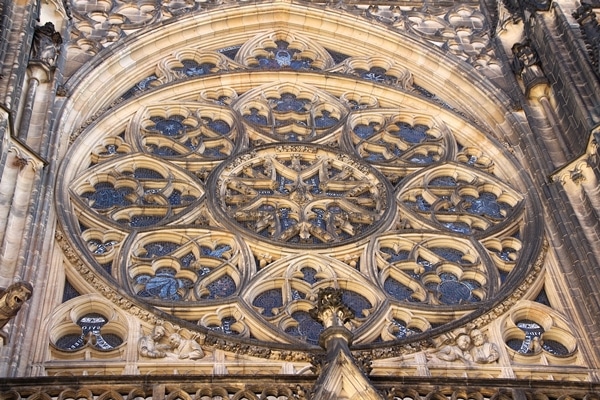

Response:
(1, 0), (600, 399)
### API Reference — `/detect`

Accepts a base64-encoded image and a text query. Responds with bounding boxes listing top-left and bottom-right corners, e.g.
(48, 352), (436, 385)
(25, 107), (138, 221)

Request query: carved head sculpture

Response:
(470, 329), (485, 346)
(0, 281), (33, 329)
(456, 333), (471, 351)
(152, 325), (166, 340)
(169, 333), (182, 347)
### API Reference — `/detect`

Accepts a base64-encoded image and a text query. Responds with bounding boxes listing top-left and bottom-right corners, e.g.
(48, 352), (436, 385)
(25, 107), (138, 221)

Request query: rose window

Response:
(57, 32), (542, 351)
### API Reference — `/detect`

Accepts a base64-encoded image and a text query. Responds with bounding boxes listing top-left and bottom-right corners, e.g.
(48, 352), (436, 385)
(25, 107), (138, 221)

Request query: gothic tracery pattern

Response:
(58, 28), (546, 354)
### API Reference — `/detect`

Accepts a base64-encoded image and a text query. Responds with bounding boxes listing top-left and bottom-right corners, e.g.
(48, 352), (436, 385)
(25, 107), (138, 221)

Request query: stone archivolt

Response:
(49, 5), (571, 377)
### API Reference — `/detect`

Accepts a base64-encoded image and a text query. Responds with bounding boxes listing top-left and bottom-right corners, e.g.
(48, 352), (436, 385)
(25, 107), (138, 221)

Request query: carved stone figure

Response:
(138, 325), (170, 358)
(169, 333), (205, 360)
(511, 40), (547, 92)
(0, 282), (33, 330)
(32, 22), (63, 66)
(469, 329), (499, 363)
(428, 329), (500, 365)
(430, 333), (473, 363)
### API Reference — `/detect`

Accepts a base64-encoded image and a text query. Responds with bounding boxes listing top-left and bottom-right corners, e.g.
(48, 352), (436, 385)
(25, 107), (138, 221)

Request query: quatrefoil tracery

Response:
(235, 30), (335, 71)
(234, 83), (346, 145)
(243, 254), (384, 345)
(126, 229), (248, 303)
(370, 233), (494, 307)
(131, 103), (241, 161)
(72, 154), (204, 229)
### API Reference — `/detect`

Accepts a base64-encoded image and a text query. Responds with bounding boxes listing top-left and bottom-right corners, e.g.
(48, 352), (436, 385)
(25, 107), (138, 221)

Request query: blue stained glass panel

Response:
(207, 316), (239, 335)
(275, 94), (309, 112)
(542, 339), (569, 356)
(207, 119), (231, 135)
(353, 122), (378, 139)
(301, 267), (320, 284)
(314, 111), (338, 128)
(204, 275), (236, 299)
(394, 122), (431, 143)
(431, 247), (465, 263)
(81, 182), (132, 209)
(253, 289), (283, 317)
(391, 318), (422, 339)
(134, 168), (164, 179)
(438, 280), (472, 305)
(286, 311), (323, 345)
(342, 290), (371, 318)
(429, 176), (457, 186)
(151, 145), (180, 156)
(384, 277), (414, 301)
(142, 241), (179, 257)
(128, 215), (162, 227)
(174, 60), (215, 77)
(244, 108), (268, 125)
(380, 247), (410, 262)
(443, 222), (471, 234)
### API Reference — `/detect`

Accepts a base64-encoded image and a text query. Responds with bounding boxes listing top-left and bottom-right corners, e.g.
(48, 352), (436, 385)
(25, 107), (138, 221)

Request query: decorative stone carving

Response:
(211, 144), (391, 247)
(573, 2), (600, 78)
(522, 0), (552, 13)
(511, 40), (547, 93)
(469, 329), (499, 363)
(360, 4), (496, 70)
(138, 325), (170, 358)
(58, 42), (543, 360)
(427, 328), (499, 365)
(427, 331), (472, 363)
(309, 287), (354, 329)
(168, 333), (205, 360)
(31, 22), (62, 66)
(0, 282), (33, 330)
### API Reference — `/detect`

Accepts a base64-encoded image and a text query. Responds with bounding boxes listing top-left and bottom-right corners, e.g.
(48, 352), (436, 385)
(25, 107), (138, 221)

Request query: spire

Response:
(310, 288), (384, 400)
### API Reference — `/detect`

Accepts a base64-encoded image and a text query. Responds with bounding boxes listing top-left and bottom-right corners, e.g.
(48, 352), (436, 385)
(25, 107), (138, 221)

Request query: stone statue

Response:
(138, 325), (170, 358)
(32, 22), (63, 66)
(429, 333), (473, 363)
(0, 282), (33, 330)
(469, 329), (499, 363)
(427, 328), (500, 365)
(511, 40), (546, 91)
(169, 333), (205, 360)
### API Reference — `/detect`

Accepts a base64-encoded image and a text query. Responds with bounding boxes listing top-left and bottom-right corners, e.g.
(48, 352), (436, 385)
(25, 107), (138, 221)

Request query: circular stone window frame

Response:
(54, 0), (546, 357)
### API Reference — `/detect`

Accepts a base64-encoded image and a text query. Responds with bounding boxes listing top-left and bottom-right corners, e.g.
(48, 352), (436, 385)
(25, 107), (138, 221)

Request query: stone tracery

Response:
(56, 27), (547, 356)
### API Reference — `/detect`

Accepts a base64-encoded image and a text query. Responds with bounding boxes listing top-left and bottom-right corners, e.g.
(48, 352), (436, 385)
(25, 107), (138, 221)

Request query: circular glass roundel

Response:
(208, 144), (394, 248)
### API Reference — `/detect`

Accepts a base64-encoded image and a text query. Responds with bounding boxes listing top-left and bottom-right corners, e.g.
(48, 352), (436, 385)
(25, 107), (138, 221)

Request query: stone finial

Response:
(0, 282), (33, 330)
(573, 2), (600, 77)
(309, 287), (354, 329)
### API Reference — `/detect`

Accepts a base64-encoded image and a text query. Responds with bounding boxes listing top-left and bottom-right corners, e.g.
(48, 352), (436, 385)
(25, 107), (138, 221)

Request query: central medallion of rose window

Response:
(210, 144), (393, 247)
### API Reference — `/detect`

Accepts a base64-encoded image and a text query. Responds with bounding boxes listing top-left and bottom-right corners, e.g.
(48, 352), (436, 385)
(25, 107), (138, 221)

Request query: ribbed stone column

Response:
(16, 76), (39, 141)
(0, 156), (36, 284)
(580, 159), (600, 213)
(559, 171), (600, 265)
(0, 149), (22, 251)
